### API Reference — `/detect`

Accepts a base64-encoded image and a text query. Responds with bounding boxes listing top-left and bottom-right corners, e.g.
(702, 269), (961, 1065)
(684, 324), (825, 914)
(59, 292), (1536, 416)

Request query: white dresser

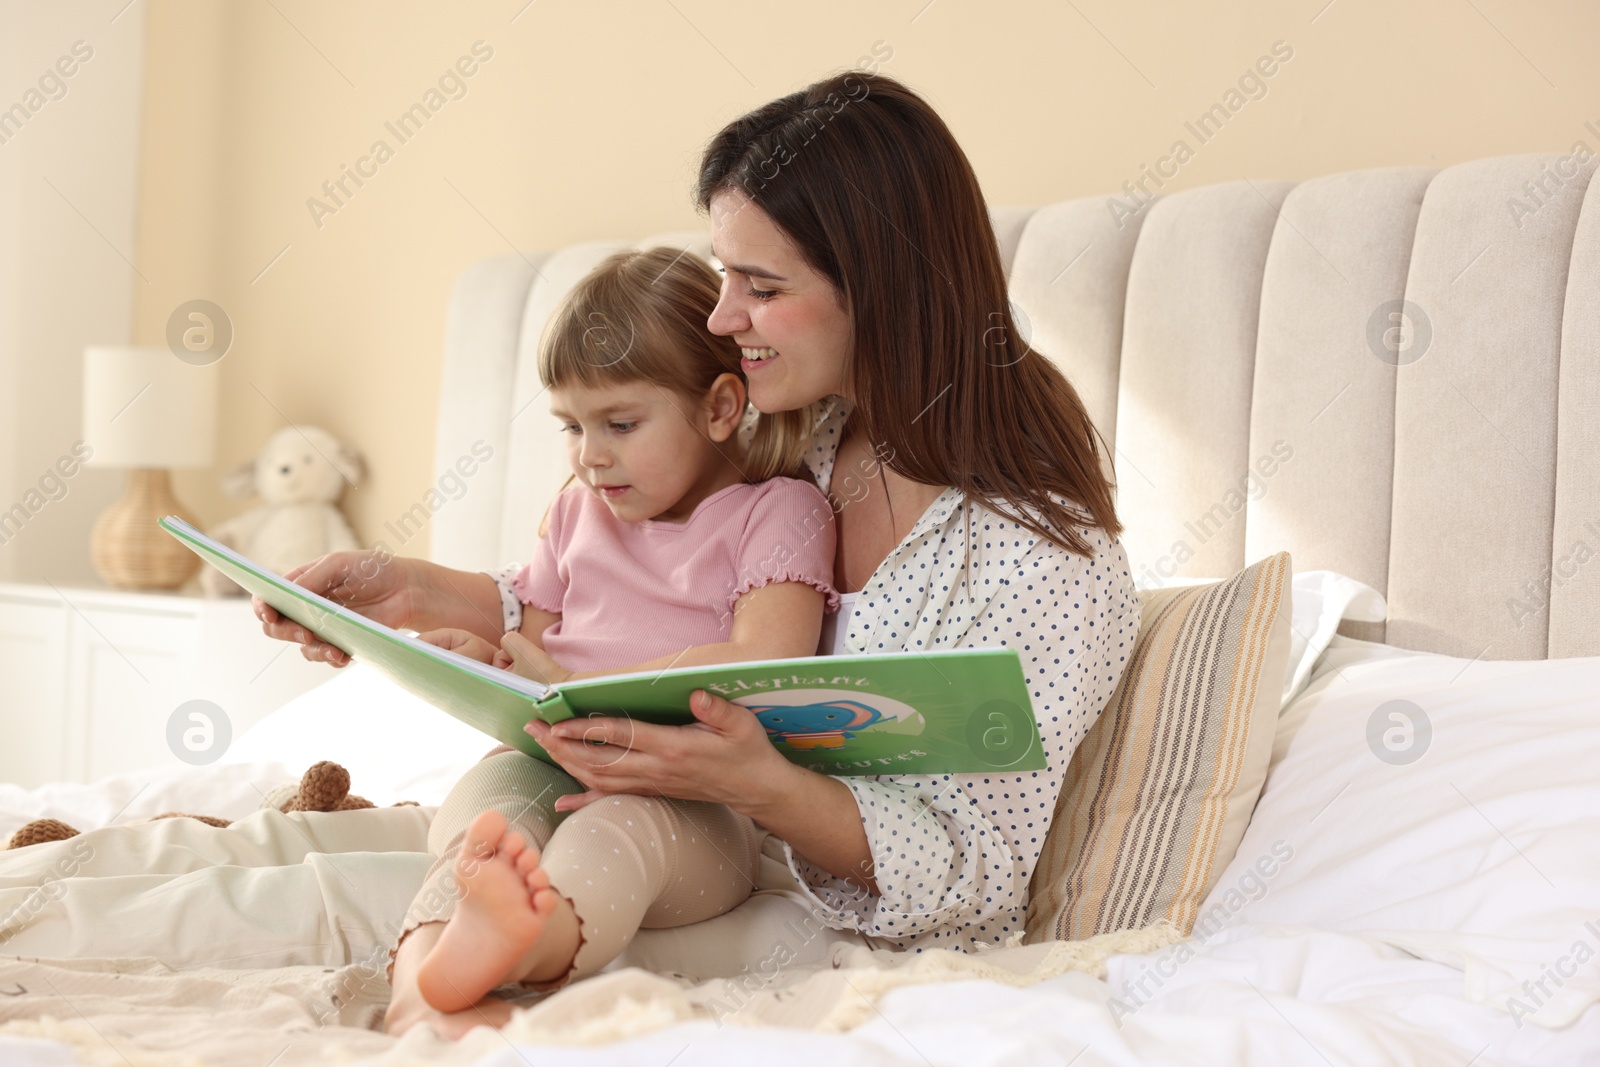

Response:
(0, 582), (332, 788)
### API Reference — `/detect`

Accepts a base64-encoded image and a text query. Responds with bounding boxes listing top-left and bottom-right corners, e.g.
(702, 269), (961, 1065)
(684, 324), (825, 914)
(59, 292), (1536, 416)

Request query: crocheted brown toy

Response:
(4, 818), (87, 850)
(3, 761), (411, 850)
(265, 760), (377, 814)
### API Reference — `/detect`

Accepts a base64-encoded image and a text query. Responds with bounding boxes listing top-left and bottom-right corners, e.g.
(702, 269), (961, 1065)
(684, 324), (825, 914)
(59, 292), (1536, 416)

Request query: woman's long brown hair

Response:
(696, 73), (1121, 556)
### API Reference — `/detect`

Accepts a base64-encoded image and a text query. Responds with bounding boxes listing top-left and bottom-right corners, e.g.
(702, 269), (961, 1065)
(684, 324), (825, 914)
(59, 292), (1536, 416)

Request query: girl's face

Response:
(706, 190), (853, 412)
(549, 375), (745, 524)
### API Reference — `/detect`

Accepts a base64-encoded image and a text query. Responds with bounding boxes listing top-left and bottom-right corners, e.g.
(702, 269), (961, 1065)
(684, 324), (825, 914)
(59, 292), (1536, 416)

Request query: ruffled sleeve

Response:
(730, 477), (841, 614)
(483, 563), (527, 634)
(509, 489), (570, 615)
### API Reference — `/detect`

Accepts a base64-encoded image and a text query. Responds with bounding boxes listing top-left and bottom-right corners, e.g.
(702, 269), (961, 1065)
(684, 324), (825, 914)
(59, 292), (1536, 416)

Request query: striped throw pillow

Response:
(1025, 551), (1292, 942)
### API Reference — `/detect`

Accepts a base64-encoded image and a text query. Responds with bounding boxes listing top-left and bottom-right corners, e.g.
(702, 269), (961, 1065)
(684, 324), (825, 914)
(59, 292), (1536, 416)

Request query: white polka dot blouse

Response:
(489, 395), (1141, 953)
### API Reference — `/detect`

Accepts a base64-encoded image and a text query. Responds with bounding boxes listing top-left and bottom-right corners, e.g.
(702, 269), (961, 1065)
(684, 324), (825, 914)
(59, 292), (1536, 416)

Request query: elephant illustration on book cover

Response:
(737, 688), (926, 749)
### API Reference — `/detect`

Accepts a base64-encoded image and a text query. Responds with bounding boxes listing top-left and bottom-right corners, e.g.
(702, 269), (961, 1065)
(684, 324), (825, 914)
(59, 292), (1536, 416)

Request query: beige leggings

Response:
(391, 748), (764, 990)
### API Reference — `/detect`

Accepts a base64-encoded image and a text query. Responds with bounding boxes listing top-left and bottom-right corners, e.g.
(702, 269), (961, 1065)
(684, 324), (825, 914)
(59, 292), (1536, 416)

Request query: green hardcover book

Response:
(160, 516), (1045, 776)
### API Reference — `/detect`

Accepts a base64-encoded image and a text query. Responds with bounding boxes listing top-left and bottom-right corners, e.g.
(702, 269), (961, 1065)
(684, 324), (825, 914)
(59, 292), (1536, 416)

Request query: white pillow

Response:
(225, 661), (499, 806)
(1134, 568), (1387, 708)
(1200, 635), (1600, 1028)
(1278, 571), (1386, 707)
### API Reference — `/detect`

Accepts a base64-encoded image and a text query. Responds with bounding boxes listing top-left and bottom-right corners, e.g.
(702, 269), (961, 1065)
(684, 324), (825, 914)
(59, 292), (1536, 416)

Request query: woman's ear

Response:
(703, 372), (748, 443)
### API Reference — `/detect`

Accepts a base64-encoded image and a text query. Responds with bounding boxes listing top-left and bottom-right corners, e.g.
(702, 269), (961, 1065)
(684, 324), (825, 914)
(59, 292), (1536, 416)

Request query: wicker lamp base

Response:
(90, 468), (202, 591)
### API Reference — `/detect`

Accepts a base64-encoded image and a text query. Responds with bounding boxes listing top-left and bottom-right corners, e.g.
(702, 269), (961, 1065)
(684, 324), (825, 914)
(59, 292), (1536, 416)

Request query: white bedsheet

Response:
(456, 922), (1595, 1066)
(2, 920), (1594, 1066)
(2, 638), (1597, 1065)
(3, 921), (1593, 1066)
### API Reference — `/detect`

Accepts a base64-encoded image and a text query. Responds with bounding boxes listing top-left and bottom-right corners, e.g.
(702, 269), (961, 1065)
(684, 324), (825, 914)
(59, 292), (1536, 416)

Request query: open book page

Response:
(160, 515), (568, 761)
(160, 515), (549, 699)
(161, 515), (1044, 775)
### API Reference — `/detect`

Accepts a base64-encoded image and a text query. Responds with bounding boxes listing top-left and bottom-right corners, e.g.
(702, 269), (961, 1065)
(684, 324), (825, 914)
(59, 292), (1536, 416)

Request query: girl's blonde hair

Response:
(538, 246), (817, 483)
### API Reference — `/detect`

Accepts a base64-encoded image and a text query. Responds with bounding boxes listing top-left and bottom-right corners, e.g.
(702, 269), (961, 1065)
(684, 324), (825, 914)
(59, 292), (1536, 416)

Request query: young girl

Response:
(402, 246), (840, 1012)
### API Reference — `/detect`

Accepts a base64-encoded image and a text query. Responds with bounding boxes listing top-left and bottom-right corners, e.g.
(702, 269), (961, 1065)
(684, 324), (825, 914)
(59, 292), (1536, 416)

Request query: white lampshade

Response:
(82, 346), (219, 469)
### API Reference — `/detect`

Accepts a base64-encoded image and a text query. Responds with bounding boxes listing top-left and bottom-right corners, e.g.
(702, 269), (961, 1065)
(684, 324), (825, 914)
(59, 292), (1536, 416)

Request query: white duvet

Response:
(2, 636), (1598, 1065)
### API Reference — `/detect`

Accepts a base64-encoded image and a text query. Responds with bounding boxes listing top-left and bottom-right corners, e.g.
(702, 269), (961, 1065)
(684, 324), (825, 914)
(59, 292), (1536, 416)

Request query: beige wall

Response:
(128, 0), (1600, 564)
(1, 2), (146, 584)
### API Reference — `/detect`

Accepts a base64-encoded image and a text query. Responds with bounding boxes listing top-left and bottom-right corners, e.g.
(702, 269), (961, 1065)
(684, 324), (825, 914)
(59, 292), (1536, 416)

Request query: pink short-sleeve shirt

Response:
(511, 477), (839, 672)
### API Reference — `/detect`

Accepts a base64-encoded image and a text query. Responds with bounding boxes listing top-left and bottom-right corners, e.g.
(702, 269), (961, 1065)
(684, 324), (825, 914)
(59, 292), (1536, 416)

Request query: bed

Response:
(2, 151), (1598, 1066)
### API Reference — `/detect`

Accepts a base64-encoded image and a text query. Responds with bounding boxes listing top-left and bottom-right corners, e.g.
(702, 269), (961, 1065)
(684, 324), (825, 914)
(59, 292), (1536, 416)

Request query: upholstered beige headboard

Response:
(433, 152), (1599, 661)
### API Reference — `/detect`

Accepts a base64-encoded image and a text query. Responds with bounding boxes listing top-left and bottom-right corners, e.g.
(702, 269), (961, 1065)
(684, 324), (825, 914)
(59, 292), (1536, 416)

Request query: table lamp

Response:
(82, 346), (219, 590)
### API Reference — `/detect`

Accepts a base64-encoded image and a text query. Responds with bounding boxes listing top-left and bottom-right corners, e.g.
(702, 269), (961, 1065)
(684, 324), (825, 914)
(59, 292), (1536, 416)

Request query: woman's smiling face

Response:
(706, 189), (854, 413)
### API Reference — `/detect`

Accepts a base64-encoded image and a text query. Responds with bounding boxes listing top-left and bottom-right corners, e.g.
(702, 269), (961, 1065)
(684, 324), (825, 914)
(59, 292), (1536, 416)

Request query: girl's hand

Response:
(253, 551), (417, 666)
(417, 628), (500, 665)
(525, 690), (797, 813)
(499, 631), (574, 685)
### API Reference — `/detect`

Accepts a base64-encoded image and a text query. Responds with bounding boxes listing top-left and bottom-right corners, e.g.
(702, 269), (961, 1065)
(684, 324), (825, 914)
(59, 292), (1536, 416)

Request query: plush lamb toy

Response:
(200, 424), (364, 597)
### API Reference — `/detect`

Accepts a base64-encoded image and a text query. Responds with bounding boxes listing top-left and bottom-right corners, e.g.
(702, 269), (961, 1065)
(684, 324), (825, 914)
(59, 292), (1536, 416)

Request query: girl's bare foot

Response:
(383, 975), (515, 1039)
(415, 810), (562, 1012)
(385, 922), (520, 1039)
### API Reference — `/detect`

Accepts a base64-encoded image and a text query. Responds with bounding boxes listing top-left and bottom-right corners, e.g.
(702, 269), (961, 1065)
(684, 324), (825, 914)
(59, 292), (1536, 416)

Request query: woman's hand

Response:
(253, 550), (420, 666)
(257, 558), (506, 667)
(531, 690), (878, 893)
(418, 627), (501, 665)
(499, 632), (574, 685)
(525, 690), (797, 812)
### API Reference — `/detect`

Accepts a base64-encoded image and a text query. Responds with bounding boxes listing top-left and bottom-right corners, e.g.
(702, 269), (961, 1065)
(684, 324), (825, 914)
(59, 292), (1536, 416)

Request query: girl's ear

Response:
(703, 372), (747, 443)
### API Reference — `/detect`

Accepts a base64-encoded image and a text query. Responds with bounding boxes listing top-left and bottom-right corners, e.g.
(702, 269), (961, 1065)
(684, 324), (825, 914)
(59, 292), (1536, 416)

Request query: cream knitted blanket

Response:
(0, 923), (1182, 1066)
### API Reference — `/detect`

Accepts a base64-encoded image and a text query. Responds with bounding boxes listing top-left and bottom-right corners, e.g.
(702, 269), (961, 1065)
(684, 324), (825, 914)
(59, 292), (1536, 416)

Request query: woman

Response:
(259, 71), (1139, 1038)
